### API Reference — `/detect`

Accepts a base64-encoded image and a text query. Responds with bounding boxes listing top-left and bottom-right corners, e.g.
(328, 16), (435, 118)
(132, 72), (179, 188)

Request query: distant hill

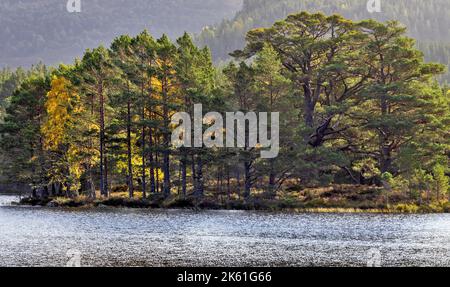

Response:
(418, 42), (450, 84)
(196, 0), (450, 83)
(1, 0), (449, 84)
(0, 0), (243, 68)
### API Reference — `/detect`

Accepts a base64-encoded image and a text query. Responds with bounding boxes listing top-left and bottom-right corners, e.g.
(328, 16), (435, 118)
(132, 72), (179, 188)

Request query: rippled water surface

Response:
(0, 195), (449, 267)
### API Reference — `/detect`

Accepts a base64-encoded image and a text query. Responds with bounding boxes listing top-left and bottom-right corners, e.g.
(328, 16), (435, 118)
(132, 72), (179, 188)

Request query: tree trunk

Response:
(380, 146), (392, 174)
(269, 159), (276, 197)
(50, 183), (56, 197)
(227, 168), (231, 200)
(303, 83), (315, 128)
(148, 127), (156, 194)
(142, 124), (147, 198)
(216, 167), (221, 194)
(236, 170), (241, 199)
(244, 161), (252, 199)
(42, 185), (49, 199)
(181, 151), (187, 197)
(57, 182), (64, 197)
(155, 145), (160, 193)
(89, 172), (96, 199)
(99, 84), (106, 197)
(195, 155), (204, 197)
(127, 98), (134, 198)
(191, 153), (197, 192)
(379, 92), (392, 174)
(162, 143), (170, 197)
(141, 85), (147, 198)
(89, 93), (96, 199)
(162, 86), (171, 197)
(104, 154), (109, 197)
(65, 183), (72, 198)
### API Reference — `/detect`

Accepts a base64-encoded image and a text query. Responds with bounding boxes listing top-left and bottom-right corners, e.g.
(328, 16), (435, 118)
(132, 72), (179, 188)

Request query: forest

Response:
(197, 0), (450, 84)
(0, 12), (449, 212)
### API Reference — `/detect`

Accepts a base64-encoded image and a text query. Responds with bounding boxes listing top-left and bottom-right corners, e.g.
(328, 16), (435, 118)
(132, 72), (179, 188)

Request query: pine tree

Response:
(110, 35), (137, 198)
(156, 35), (177, 197)
(130, 31), (158, 198)
(0, 74), (50, 197)
(252, 43), (291, 195)
(175, 33), (216, 197)
(348, 20), (446, 175)
(78, 46), (115, 197)
(233, 12), (367, 147)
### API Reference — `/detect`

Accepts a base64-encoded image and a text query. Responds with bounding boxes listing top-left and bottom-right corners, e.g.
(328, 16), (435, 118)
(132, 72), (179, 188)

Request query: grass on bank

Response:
(17, 184), (450, 213)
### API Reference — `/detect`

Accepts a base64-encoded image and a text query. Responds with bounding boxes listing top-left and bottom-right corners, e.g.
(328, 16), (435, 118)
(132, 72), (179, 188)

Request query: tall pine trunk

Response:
(244, 160), (252, 199)
(99, 84), (106, 197)
(141, 124), (147, 198)
(191, 153), (197, 192)
(141, 83), (147, 199)
(147, 81), (156, 195)
(148, 127), (156, 194)
(89, 93), (96, 199)
(303, 82), (315, 129)
(162, 144), (170, 196)
(162, 82), (171, 197)
(127, 97), (134, 198)
(181, 151), (187, 197)
(89, 169), (96, 199)
(269, 159), (276, 197)
(194, 154), (204, 197)
(155, 141), (160, 193)
(236, 170), (241, 199)
(104, 154), (109, 197)
(227, 168), (231, 200)
(379, 92), (392, 174)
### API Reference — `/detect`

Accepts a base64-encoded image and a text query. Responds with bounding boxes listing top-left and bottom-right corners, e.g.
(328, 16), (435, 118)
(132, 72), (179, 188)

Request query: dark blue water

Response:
(0, 195), (449, 267)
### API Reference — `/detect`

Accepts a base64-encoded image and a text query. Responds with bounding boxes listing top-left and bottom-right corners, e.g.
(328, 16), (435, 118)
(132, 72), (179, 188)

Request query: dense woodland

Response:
(197, 0), (450, 84)
(0, 12), (449, 209)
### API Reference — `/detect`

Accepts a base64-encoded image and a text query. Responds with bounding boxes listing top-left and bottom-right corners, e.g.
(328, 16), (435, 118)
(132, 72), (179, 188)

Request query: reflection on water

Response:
(0, 195), (19, 206)
(0, 195), (449, 267)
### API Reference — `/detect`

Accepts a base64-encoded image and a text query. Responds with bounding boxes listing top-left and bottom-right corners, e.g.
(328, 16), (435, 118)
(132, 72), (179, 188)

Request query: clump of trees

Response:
(197, 0), (450, 84)
(1, 13), (449, 204)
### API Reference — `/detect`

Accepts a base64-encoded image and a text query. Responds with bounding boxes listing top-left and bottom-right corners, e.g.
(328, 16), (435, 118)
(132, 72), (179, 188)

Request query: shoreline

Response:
(13, 195), (450, 214)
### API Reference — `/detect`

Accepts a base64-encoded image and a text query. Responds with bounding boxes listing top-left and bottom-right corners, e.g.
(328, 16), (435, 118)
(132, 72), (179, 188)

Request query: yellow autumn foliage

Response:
(42, 76), (78, 150)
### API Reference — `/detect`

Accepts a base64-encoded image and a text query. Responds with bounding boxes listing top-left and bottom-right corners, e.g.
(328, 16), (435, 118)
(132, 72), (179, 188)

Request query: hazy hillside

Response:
(418, 42), (450, 84)
(1, 0), (449, 83)
(197, 0), (450, 83)
(0, 0), (243, 68)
